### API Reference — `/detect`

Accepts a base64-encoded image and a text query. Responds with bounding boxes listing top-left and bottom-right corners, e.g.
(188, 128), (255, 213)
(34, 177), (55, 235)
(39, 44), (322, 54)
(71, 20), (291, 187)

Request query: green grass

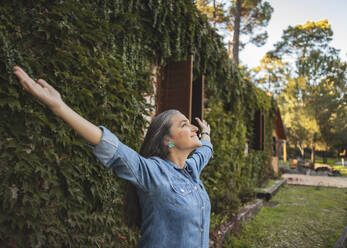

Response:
(280, 157), (342, 167)
(223, 185), (347, 248)
(332, 165), (347, 176)
(279, 159), (290, 167)
(314, 157), (347, 175)
(315, 157), (340, 166)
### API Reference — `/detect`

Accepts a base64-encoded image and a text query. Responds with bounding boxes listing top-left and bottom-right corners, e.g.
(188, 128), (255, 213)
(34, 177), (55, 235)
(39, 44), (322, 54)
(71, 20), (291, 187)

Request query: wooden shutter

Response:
(192, 75), (205, 127)
(275, 111), (286, 140)
(157, 56), (193, 121)
(261, 113), (264, 150)
(254, 110), (264, 150)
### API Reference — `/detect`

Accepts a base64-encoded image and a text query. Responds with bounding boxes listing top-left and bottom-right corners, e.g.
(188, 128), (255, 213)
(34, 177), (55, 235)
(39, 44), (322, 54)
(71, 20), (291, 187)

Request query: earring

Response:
(168, 141), (175, 148)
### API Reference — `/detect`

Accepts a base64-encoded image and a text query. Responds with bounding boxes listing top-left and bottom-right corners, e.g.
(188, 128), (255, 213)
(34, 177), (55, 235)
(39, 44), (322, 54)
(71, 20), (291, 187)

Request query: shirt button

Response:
(201, 206), (205, 210)
(194, 186), (198, 190)
(180, 189), (185, 193)
(200, 228), (204, 232)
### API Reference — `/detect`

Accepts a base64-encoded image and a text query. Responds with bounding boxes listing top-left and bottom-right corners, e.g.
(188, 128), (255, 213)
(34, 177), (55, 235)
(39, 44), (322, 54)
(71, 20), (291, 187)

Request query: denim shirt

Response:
(92, 126), (213, 248)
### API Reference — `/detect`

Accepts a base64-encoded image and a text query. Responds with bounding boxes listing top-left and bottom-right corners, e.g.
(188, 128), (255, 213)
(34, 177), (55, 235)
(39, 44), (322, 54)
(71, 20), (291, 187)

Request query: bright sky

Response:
(239, 0), (347, 68)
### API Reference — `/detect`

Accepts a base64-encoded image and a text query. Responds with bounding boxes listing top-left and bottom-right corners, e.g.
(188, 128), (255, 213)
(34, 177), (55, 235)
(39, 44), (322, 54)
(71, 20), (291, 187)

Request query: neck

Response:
(167, 149), (191, 168)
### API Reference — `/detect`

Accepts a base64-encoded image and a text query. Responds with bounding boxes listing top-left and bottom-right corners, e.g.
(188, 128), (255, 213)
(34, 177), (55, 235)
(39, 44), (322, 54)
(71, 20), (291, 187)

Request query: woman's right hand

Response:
(13, 66), (102, 145)
(13, 66), (63, 113)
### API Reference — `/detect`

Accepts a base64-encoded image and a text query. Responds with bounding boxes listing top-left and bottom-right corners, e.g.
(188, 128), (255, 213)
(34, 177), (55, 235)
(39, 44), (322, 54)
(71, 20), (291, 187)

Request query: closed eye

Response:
(180, 120), (189, 127)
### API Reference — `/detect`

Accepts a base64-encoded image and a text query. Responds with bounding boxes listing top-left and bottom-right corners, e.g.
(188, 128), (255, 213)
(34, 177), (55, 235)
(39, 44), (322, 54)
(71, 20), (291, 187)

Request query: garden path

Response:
(282, 174), (347, 188)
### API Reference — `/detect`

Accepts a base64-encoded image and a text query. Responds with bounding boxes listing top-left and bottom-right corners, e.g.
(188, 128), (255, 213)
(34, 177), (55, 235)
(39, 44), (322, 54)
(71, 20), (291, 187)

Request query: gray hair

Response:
(140, 109), (179, 159)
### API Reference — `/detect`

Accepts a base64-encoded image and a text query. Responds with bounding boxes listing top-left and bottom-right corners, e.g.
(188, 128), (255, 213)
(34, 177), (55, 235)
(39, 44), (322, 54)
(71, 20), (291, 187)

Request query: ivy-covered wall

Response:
(0, 0), (277, 247)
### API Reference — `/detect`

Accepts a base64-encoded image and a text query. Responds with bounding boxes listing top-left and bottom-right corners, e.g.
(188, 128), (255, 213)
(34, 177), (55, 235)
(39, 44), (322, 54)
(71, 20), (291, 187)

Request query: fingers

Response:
(13, 66), (31, 82)
(13, 66), (33, 82)
(13, 68), (30, 91)
(195, 117), (208, 126)
(13, 66), (43, 97)
(19, 78), (30, 91)
(13, 66), (50, 89)
(194, 117), (204, 130)
(37, 79), (50, 88)
(194, 117), (210, 131)
(195, 117), (203, 126)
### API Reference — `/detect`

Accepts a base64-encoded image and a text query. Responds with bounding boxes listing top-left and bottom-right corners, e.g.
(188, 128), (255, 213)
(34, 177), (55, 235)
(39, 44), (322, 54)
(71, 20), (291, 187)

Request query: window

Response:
(156, 56), (205, 126)
(252, 110), (264, 151)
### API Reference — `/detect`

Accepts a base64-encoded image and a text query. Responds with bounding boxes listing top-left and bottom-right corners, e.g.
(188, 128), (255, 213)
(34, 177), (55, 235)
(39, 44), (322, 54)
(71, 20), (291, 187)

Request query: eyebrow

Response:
(180, 120), (189, 124)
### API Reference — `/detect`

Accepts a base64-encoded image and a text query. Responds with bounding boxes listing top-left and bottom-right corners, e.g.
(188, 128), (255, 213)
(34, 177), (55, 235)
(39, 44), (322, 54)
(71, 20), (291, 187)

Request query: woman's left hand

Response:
(195, 117), (210, 134)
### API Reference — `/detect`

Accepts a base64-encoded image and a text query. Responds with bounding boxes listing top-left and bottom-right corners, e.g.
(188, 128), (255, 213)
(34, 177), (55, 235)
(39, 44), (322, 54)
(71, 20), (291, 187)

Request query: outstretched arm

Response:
(13, 66), (102, 145)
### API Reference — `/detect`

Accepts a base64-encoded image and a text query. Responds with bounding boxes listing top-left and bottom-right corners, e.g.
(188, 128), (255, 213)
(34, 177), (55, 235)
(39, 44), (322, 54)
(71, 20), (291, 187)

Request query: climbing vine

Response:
(0, 0), (278, 247)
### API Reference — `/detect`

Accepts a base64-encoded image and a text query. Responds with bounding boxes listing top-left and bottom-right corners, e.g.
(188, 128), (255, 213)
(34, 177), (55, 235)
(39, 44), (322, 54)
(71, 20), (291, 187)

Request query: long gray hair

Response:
(124, 109), (179, 227)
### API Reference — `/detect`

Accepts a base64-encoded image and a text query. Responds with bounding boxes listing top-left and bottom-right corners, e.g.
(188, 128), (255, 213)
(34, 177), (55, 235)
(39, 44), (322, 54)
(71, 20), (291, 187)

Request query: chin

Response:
(190, 136), (202, 147)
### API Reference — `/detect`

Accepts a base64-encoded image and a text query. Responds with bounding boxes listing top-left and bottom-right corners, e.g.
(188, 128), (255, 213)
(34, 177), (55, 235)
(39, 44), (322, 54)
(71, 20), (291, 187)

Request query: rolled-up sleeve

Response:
(91, 126), (157, 192)
(187, 140), (213, 175)
(92, 126), (120, 167)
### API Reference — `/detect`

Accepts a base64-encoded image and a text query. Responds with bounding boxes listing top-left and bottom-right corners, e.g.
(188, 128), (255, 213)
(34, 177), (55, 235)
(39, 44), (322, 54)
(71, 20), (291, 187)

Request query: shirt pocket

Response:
(169, 182), (197, 210)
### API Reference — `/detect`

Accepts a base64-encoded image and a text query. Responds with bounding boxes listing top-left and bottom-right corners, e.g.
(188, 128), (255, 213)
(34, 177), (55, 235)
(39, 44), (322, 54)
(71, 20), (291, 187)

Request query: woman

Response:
(13, 66), (213, 248)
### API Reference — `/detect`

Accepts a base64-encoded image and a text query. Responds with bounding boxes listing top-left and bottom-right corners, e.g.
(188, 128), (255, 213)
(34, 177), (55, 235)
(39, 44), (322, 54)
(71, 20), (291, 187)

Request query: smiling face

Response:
(167, 112), (202, 152)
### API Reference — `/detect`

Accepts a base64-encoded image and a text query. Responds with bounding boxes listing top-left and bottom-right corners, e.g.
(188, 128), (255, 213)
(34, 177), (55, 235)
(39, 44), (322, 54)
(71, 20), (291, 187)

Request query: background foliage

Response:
(259, 19), (347, 156)
(0, 0), (277, 246)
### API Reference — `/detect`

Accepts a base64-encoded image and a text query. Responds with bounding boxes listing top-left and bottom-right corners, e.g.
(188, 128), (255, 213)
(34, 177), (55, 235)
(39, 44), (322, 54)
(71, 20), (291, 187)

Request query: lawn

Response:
(223, 185), (347, 248)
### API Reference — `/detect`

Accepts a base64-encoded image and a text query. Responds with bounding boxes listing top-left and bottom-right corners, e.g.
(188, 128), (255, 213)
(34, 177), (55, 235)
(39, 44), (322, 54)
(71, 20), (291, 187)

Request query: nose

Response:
(191, 124), (199, 132)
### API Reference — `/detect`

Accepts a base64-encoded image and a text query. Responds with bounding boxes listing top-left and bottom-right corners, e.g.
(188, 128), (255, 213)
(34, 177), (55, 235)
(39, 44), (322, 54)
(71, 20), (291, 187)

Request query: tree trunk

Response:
(213, 0), (216, 28)
(232, 0), (241, 65)
(298, 144), (304, 158)
(311, 133), (317, 164)
(311, 144), (316, 165)
(228, 41), (232, 58)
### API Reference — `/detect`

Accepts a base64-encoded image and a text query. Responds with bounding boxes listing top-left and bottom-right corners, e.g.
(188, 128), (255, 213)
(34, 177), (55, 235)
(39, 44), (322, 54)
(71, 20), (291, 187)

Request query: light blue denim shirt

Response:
(92, 126), (213, 248)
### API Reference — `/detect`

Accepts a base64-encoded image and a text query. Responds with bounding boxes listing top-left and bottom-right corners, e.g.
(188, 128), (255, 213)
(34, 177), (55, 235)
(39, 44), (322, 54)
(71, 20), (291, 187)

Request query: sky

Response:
(238, 0), (347, 68)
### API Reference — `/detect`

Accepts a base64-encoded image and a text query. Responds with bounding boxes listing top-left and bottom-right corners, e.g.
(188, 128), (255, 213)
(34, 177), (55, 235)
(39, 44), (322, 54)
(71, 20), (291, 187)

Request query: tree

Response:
(195, 0), (227, 27)
(267, 19), (346, 159)
(306, 54), (347, 152)
(195, 0), (273, 65)
(228, 0), (273, 65)
(278, 77), (323, 159)
(252, 53), (288, 95)
(271, 19), (333, 76)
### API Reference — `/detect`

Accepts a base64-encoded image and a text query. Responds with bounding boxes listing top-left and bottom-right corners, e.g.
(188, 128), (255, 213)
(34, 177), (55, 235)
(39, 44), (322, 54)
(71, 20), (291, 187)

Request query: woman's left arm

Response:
(186, 118), (213, 174)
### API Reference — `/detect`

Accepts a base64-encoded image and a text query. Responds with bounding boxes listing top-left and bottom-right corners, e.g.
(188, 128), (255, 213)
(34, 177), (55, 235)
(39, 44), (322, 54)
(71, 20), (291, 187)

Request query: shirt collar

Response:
(166, 159), (186, 170)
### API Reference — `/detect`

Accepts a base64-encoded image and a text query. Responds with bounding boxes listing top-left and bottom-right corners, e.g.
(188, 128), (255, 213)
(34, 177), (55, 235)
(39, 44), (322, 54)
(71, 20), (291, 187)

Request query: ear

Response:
(163, 135), (171, 146)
